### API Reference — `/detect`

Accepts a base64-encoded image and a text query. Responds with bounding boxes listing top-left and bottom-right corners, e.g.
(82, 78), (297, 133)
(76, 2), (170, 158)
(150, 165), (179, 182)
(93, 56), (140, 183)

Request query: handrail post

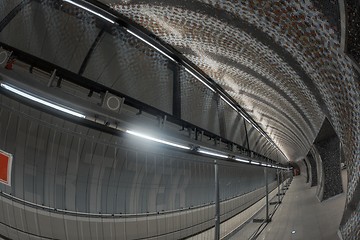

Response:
(265, 161), (269, 222)
(214, 160), (220, 240)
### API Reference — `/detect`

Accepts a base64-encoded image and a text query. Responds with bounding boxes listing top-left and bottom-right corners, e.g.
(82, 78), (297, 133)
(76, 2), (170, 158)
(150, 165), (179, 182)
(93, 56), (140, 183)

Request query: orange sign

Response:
(0, 150), (12, 186)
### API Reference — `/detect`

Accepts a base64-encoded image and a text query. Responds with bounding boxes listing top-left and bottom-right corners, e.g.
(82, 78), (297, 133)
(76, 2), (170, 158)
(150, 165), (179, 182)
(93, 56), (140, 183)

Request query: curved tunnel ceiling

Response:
(92, 0), (360, 164)
(1, 0), (359, 167)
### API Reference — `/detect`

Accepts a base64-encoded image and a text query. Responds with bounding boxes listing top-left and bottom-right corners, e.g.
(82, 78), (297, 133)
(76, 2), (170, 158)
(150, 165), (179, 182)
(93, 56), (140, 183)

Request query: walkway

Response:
(256, 173), (346, 240)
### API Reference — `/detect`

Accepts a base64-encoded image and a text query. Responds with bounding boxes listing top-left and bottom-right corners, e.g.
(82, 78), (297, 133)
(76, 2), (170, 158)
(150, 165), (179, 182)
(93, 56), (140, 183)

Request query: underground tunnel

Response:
(0, 0), (359, 239)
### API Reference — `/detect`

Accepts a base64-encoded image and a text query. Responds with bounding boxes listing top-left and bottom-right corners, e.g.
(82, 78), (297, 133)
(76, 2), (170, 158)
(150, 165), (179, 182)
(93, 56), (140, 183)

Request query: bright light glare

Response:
(62, 0), (286, 163)
(126, 29), (176, 62)
(250, 161), (260, 165)
(126, 130), (190, 150)
(1, 83), (86, 118)
(184, 68), (215, 92)
(235, 158), (249, 163)
(198, 149), (228, 159)
(63, 0), (115, 24)
(220, 95), (238, 112)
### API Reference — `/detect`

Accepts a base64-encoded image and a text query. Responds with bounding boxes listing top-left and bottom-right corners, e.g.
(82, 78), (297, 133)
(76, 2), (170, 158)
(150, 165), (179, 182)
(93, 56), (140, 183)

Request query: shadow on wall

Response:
(310, 118), (343, 201)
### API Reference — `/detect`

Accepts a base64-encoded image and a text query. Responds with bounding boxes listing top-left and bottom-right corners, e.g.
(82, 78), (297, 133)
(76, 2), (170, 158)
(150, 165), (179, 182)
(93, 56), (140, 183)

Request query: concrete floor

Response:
(256, 174), (346, 240)
(228, 194), (280, 240)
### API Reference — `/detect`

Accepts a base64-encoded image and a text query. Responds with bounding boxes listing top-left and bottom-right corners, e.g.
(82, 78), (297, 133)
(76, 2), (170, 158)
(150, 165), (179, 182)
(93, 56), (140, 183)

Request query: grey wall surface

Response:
(0, 181), (279, 240)
(0, 94), (277, 239)
(0, 94), (275, 214)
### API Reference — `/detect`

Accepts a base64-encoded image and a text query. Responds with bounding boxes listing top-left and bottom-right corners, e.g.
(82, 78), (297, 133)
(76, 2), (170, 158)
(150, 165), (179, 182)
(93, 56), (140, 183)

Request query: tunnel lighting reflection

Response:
(250, 161), (260, 165)
(63, 0), (116, 24)
(0, 84), (287, 168)
(126, 29), (176, 62)
(198, 149), (229, 159)
(239, 112), (252, 124)
(184, 68), (215, 92)
(0, 83), (86, 118)
(64, 0), (287, 162)
(125, 130), (191, 150)
(220, 95), (238, 112)
(235, 158), (249, 163)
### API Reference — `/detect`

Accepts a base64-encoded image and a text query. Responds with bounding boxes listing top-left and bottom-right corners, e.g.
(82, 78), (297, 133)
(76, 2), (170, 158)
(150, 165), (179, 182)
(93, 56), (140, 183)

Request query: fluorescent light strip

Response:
(184, 68), (215, 92)
(65, 0), (283, 162)
(63, 0), (115, 24)
(238, 111), (252, 124)
(126, 29), (176, 62)
(220, 95), (238, 112)
(235, 158), (249, 163)
(1, 83), (86, 118)
(63, 0), (284, 161)
(198, 149), (228, 159)
(250, 161), (260, 165)
(126, 130), (190, 150)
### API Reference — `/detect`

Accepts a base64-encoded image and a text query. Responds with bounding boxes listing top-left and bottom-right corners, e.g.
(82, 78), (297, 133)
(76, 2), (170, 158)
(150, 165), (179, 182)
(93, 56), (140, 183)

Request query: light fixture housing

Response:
(0, 83), (86, 119)
(126, 130), (190, 150)
(197, 149), (229, 159)
(250, 161), (260, 165)
(234, 158), (249, 163)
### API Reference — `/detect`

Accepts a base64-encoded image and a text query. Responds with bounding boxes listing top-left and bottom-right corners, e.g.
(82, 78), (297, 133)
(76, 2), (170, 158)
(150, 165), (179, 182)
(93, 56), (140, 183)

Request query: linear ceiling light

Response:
(184, 68), (215, 92)
(235, 158), (249, 163)
(126, 130), (190, 150)
(62, 0), (285, 163)
(64, 0), (284, 162)
(250, 161), (260, 165)
(0, 83), (86, 118)
(220, 95), (238, 112)
(197, 149), (228, 159)
(63, 0), (116, 24)
(126, 29), (176, 62)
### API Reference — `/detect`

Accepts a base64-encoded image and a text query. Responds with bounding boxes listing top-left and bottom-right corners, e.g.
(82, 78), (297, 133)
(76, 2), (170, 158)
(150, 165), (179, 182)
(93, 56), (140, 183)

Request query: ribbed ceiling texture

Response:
(103, 1), (359, 166)
(103, 0), (360, 216)
(1, 0), (360, 238)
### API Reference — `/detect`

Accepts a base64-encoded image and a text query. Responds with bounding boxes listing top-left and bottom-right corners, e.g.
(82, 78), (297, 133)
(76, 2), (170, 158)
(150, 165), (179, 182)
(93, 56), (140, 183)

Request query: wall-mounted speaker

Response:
(102, 91), (124, 113)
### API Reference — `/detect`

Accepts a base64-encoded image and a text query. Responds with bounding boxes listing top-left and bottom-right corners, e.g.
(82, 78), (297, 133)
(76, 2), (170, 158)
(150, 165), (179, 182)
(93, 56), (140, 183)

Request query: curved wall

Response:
(306, 152), (318, 187)
(0, 0), (285, 162)
(0, 94), (278, 239)
(314, 137), (343, 201)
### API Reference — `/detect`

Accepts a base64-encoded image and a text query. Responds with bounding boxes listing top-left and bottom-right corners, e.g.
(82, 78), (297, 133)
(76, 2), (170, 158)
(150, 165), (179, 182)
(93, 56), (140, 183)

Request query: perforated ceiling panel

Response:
(104, 0), (359, 167)
(102, 1), (360, 211)
(1, 0), (360, 239)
